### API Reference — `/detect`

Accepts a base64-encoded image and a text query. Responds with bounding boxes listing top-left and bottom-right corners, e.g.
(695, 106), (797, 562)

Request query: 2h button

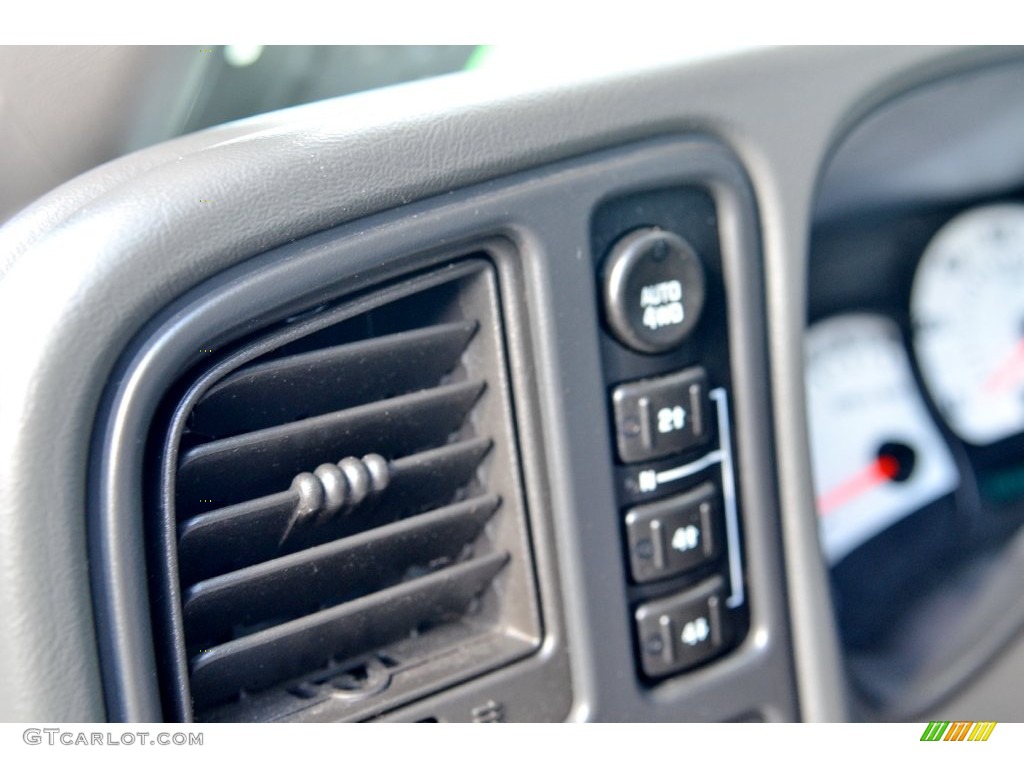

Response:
(612, 367), (709, 464)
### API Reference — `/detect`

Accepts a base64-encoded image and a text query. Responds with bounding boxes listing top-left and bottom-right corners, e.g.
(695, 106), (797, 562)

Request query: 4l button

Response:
(635, 576), (729, 678)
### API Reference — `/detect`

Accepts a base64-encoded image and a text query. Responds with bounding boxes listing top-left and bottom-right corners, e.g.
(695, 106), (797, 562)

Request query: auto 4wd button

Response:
(602, 227), (706, 354)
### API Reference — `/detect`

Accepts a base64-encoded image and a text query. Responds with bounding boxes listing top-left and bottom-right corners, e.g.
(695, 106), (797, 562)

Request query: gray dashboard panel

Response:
(1, 45), (1022, 722)
(816, 57), (1024, 222)
(92, 137), (788, 723)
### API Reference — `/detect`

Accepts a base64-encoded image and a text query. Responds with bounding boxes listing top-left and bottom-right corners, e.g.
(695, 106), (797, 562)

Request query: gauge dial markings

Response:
(806, 314), (959, 564)
(911, 203), (1024, 445)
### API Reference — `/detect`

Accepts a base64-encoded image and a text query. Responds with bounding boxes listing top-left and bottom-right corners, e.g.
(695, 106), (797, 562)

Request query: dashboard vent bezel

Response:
(150, 258), (543, 722)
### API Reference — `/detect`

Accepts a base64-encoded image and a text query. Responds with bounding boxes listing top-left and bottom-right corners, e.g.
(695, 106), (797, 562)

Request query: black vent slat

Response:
(177, 437), (494, 585)
(182, 494), (500, 647)
(176, 380), (485, 510)
(189, 552), (509, 709)
(177, 491), (294, 586)
(190, 321), (478, 437)
(363, 436), (492, 514)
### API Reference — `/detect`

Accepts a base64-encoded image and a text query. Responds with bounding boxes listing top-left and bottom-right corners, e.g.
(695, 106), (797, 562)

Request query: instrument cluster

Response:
(806, 198), (1024, 714)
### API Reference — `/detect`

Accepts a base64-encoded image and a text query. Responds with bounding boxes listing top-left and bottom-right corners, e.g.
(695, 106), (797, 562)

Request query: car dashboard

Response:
(0, 45), (1023, 723)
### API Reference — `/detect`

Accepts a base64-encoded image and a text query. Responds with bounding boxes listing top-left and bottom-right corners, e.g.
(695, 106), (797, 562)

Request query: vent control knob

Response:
(602, 228), (706, 354)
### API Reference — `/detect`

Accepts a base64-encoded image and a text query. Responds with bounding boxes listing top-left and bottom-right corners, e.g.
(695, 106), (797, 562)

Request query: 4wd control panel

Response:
(593, 186), (749, 682)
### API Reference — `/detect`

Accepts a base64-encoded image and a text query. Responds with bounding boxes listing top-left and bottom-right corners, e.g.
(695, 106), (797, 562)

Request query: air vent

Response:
(154, 259), (541, 722)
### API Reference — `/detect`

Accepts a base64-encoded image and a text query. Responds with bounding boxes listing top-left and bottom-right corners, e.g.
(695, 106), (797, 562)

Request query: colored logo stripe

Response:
(921, 721), (996, 741)
(971, 722), (997, 741)
(944, 722), (971, 741)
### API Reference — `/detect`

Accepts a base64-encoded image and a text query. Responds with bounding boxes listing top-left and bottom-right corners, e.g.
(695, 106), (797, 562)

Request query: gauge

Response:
(911, 203), (1024, 445)
(806, 314), (960, 564)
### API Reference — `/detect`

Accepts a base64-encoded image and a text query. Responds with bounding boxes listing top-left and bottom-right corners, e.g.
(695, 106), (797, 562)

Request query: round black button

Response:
(602, 228), (706, 353)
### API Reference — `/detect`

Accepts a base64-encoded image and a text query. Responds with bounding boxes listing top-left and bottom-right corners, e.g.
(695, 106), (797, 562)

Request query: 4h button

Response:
(625, 482), (719, 583)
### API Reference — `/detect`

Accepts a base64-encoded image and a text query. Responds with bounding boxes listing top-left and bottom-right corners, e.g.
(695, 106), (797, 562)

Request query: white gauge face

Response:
(806, 315), (960, 564)
(911, 203), (1024, 445)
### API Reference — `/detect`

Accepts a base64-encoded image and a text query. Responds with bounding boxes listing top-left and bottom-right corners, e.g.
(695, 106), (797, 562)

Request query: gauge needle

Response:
(818, 454), (900, 516)
(984, 338), (1024, 393)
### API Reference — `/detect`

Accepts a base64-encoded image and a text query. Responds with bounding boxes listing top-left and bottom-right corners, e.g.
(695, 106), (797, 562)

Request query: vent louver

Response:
(155, 260), (541, 722)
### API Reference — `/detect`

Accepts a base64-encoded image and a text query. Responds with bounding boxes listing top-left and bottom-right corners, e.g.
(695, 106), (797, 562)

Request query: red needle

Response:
(817, 454), (900, 517)
(984, 338), (1024, 393)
